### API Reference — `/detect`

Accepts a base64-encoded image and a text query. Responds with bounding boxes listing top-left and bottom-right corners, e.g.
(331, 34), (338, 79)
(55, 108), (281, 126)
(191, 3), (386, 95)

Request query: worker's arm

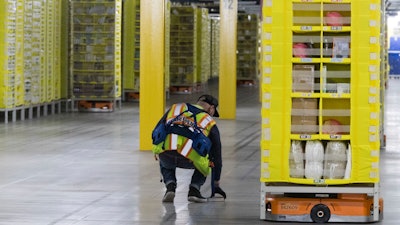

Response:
(208, 125), (226, 198)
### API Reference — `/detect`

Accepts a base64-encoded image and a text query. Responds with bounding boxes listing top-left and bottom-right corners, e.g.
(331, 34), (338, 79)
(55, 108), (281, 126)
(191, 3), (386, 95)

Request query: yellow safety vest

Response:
(152, 103), (216, 176)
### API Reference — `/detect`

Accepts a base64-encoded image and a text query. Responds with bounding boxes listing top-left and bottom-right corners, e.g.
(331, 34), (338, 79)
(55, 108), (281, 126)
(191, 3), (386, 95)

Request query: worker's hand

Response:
(154, 154), (158, 161)
(211, 186), (226, 199)
(209, 161), (215, 168)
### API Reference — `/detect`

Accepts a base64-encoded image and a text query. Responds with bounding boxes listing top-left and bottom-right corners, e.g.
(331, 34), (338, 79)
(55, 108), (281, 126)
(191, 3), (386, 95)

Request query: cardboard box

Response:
(291, 98), (318, 134)
(292, 65), (314, 92)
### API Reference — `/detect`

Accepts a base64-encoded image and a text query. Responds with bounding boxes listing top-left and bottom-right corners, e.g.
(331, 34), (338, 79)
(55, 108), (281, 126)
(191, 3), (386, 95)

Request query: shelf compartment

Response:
(323, 3), (351, 27)
(292, 63), (320, 93)
(289, 140), (351, 180)
(291, 98), (319, 135)
(322, 32), (351, 59)
(321, 98), (350, 135)
(321, 64), (350, 94)
(292, 2), (321, 27)
(292, 32), (321, 58)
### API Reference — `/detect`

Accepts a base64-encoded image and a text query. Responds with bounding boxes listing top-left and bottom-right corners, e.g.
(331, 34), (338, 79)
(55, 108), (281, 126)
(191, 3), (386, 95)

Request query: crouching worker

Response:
(152, 94), (226, 203)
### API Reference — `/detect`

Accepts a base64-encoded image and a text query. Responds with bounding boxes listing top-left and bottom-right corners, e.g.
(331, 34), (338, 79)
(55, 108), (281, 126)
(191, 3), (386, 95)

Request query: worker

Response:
(152, 94), (226, 203)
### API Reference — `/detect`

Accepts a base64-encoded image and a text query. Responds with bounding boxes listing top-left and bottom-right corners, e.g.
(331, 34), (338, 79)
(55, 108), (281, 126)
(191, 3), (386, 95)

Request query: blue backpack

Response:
(152, 104), (212, 157)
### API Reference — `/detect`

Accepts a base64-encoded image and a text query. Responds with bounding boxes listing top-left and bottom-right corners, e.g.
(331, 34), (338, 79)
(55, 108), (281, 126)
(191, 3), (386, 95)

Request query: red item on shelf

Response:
(293, 43), (308, 58)
(326, 11), (343, 26)
(322, 119), (342, 135)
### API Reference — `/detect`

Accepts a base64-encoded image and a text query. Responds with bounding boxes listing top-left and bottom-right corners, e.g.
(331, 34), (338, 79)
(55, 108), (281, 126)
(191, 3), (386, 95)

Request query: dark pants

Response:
(159, 151), (206, 190)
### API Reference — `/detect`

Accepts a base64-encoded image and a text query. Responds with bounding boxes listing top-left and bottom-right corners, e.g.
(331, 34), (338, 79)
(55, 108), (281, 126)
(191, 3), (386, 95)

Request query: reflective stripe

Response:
(167, 103), (185, 124)
(181, 139), (193, 157)
(170, 134), (178, 149)
(173, 103), (184, 116)
(199, 115), (213, 128)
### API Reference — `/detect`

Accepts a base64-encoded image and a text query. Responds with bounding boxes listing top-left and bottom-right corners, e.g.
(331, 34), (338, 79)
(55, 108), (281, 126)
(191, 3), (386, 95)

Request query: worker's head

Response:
(197, 94), (219, 117)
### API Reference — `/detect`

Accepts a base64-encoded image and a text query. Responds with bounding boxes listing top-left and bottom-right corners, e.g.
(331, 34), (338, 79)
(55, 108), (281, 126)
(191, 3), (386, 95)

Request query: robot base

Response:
(264, 193), (383, 223)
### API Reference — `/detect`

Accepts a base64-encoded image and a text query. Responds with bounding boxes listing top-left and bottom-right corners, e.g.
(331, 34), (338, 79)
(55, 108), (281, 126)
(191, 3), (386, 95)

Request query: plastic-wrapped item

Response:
(289, 140), (304, 178)
(323, 141), (348, 179)
(305, 162), (324, 180)
(305, 140), (324, 179)
(323, 162), (346, 179)
(305, 140), (324, 162)
(344, 144), (352, 179)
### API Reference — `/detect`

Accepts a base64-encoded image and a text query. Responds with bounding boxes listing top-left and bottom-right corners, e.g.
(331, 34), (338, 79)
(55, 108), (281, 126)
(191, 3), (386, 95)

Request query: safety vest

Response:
(152, 103), (216, 176)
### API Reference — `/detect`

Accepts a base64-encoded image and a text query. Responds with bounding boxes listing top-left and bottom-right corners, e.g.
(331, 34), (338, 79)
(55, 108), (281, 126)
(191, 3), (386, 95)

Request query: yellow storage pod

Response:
(0, 1), (24, 109)
(122, 0), (139, 100)
(210, 17), (220, 79)
(45, 0), (62, 102)
(197, 8), (210, 84)
(237, 13), (259, 85)
(0, 0), (62, 122)
(168, 4), (199, 94)
(30, 0), (45, 104)
(69, 0), (122, 110)
(260, 0), (381, 185)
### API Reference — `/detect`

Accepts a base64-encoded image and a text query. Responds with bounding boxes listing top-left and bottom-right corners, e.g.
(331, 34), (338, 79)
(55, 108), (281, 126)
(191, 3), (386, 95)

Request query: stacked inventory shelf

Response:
(0, 1), (23, 110)
(1, 0), (62, 123)
(133, 0), (140, 99)
(165, 1), (171, 97)
(197, 8), (210, 86)
(69, 0), (122, 111)
(123, 0), (171, 101)
(210, 17), (220, 79)
(260, 0), (382, 222)
(169, 4), (199, 94)
(237, 14), (259, 86)
(122, 0), (140, 101)
(53, 1), (62, 102)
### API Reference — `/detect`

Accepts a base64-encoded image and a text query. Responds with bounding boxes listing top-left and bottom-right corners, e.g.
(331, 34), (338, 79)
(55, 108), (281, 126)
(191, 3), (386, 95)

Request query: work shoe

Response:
(162, 183), (176, 203)
(188, 186), (207, 203)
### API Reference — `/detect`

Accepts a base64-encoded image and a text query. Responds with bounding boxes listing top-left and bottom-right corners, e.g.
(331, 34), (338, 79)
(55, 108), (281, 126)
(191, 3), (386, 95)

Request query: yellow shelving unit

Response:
(168, 4), (199, 94)
(210, 17), (220, 79)
(237, 13), (259, 86)
(0, 0), (62, 123)
(197, 7), (210, 84)
(32, 0), (46, 105)
(46, 0), (61, 103)
(122, 0), (139, 101)
(168, 4), (211, 94)
(133, 0), (140, 96)
(54, 1), (62, 102)
(0, 1), (23, 109)
(69, 0), (122, 111)
(260, 0), (382, 222)
(165, 1), (171, 96)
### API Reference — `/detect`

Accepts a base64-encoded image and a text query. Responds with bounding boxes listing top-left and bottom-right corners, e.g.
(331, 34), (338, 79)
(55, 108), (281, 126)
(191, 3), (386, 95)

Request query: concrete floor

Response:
(0, 79), (399, 224)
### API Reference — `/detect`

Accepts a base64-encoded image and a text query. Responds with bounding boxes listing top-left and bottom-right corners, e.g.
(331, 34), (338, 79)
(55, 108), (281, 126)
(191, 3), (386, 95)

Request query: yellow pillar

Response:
(219, 0), (237, 119)
(139, 0), (165, 150)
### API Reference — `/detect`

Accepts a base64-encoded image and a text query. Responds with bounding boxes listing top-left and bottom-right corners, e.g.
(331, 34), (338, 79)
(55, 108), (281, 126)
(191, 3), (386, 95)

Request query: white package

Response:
(289, 140), (305, 178)
(305, 140), (324, 179)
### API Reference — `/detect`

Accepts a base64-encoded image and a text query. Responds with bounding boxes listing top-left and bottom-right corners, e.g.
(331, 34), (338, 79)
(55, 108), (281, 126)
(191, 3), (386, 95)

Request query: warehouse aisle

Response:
(0, 79), (398, 224)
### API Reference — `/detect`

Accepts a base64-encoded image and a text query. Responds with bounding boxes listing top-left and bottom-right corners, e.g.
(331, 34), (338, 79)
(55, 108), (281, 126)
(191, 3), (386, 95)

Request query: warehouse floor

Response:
(0, 78), (399, 225)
